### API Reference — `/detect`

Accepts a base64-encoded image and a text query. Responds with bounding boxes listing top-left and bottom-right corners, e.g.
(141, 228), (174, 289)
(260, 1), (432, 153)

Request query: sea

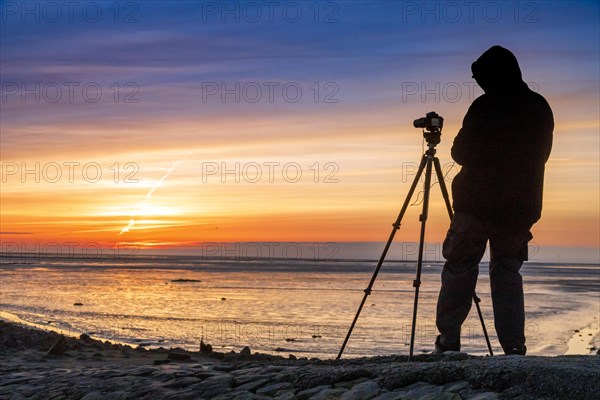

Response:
(1, 253), (598, 359)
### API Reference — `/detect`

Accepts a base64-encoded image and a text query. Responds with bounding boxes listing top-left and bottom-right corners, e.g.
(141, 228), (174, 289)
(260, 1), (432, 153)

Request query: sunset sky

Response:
(1, 1), (599, 263)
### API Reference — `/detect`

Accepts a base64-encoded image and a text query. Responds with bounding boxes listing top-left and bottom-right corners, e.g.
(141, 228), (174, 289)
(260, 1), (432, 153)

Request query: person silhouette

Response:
(434, 45), (553, 355)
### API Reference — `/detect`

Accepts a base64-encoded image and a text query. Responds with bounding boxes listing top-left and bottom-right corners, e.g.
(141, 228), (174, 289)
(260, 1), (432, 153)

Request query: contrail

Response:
(118, 160), (183, 236)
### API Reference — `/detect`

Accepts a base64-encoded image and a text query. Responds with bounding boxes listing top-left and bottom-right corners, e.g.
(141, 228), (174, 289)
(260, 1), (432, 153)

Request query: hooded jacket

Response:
(451, 46), (554, 228)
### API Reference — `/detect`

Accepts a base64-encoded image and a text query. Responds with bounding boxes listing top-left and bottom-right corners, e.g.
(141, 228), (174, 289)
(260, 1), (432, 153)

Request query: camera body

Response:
(413, 111), (443, 132)
(413, 111), (443, 145)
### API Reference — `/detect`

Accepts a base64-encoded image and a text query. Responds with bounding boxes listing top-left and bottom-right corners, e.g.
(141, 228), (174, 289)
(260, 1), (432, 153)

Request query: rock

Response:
(153, 359), (171, 365)
(404, 382), (444, 399)
(191, 374), (234, 398)
(308, 388), (348, 400)
(129, 366), (157, 376)
(256, 382), (293, 396)
(444, 380), (469, 393)
(45, 336), (67, 356)
(335, 377), (369, 389)
(234, 373), (274, 386)
(240, 346), (251, 356)
(372, 391), (409, 400)
(80, 392), (104, 400)
(235, 378), (270, 392)
(289, 354), (297, 360)
(79, 333), (91, 341)
(469, 392), (500, 400)
(73, 302), (84, 306)
(296, 385), (332, 400)
(167, 352), (192, 362)
(200, 339), (213, 354)
(212, 391), (260, 400)
(278, 390), (297, 400)
(340, 380), (380, 400)
(213, 363), (236, 372)
(209, 352), (225, 359)
(163, 376), (202, 389)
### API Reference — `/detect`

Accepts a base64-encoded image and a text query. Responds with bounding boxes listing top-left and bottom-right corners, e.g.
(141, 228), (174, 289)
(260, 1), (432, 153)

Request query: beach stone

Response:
(278, 391), (297, 400)
(152, 371), (178, 381)
(296, 367), (374, 390)
(256, 382), (293, 396)
(309, 388), (347, 400)
(200, 339), (213, 354)
(340, 380), (381, 400)
(45, 336), (67, 357)
(230, 367), (265, 376)
(264, 366), (285, 373)
(308, 388), (348, 400)
(80, 393), (104, 400)
(163, 376), (202, 389)
(240, 346), (251, 356)
(234, 378), (270, 392)
(6, 393), (27, 400)
(296, 385), (332, 400)
(334, 377), (370, 389)
(234, 373), (274, 386)
(443, 380), (469, 393)
(469, 392), (499, 400)
(129, 382), (165, 398)
(372, 391), (410, 400)
(194, 370), (224, 380)
(20, 385), (46, 397)
(404, 382), (444, 399)
(0, 376), (33, 386)
(90, 369), (127, 379)
(191, 374), (234, 398)
(167, 352), (192, 362)
(128, 366), (158, 377)
(213, 363), (236, 372)
(213, 390), (256, 400)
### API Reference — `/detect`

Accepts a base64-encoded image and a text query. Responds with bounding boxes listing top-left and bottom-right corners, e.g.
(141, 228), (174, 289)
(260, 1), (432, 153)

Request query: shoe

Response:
(504, 345), (526, 355)
(432, 335), (460, 354)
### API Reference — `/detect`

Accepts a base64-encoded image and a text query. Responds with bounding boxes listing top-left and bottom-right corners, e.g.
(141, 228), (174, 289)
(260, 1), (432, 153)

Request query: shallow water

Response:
(0, 255), (598, 359)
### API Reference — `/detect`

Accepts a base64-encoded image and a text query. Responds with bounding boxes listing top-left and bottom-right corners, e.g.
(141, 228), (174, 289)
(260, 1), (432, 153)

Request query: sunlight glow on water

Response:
(0, 257), (598, 358)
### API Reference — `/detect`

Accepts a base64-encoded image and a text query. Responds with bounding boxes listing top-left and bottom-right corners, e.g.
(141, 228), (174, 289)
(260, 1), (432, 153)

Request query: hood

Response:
(471, 46), (528, 94)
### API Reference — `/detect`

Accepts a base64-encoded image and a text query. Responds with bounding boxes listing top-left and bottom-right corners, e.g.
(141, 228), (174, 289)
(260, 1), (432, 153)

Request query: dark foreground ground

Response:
(0, 321), (598, 400)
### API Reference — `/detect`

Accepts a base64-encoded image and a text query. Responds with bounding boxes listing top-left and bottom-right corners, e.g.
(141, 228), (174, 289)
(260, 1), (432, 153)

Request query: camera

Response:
(413, 111), (444, 132)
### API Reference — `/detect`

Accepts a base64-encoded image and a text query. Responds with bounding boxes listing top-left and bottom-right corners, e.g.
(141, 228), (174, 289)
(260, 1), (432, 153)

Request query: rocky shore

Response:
(1, 321), (598, 399)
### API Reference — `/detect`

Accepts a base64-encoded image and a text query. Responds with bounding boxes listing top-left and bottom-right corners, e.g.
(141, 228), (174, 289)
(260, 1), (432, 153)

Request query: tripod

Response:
(337, 129), (493, 360)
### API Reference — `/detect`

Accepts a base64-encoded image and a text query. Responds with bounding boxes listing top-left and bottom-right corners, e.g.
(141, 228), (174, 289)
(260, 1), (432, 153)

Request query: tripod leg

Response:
(473, 294), (494, 356)
(433, 158), (494, 356)
(408, 155), (434, 360)
(337, 154), (428, 359)
(433, 158), (453, 220)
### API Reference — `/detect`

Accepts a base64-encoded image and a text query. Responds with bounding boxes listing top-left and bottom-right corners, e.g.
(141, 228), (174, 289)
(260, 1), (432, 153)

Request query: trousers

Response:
(435, 212), (533, 354)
